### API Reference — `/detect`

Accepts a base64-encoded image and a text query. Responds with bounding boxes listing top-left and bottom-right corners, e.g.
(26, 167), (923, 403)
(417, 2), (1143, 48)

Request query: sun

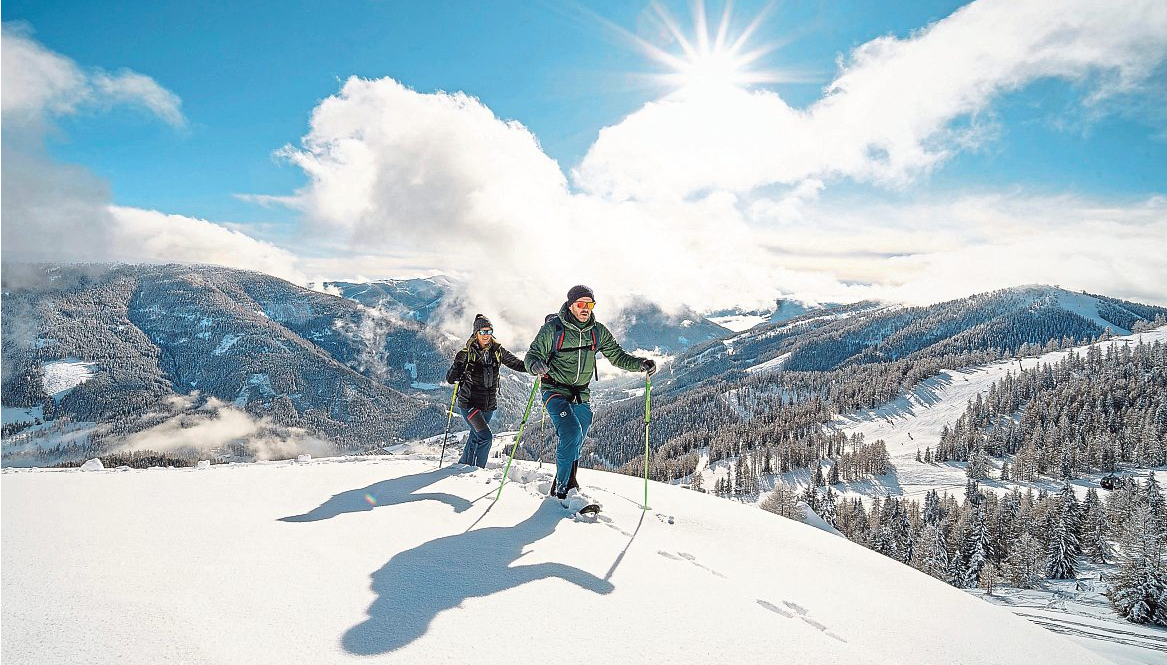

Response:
(630, 0), (786, 97)
(675, 50), (749, 93)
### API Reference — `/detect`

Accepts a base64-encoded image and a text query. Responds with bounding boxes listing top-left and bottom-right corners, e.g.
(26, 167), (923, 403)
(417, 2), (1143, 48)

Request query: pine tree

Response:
(1106, 504), (1167, 625)
(689, 468), (705, 492)
(962, 507), (992, 588)
(1046, 485), (1082, 580)
(811, 462), (825, 487)
(1005, 532), (1044, 589)
(966, 446), (990, 480)
(820, 487), (838, 527)
(911, 523), (950, 581)
(923, 489), (942, 526)
(965, 479), (983, 506)
(801, 483), (821, 514)
(760, 483), (804, 522)
(1081, 488), (1113, 564)
(979, 562), (1002, 595)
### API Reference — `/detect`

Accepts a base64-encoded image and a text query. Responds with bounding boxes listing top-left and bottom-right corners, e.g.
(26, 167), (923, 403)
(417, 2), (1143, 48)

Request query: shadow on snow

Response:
(277, 466), (473, 522)
(341, 499), (614, 655)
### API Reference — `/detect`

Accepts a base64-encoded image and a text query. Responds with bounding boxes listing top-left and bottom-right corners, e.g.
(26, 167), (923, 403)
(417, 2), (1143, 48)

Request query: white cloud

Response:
(575, 0), (1167, 199)
(107, 206), (306, 284)
(279, 77), (832, 337)
(751, 192), (1167, 306)
(113, 397), (334, 461)
(1, 24), (184, 130)
(0, 29), (293, 283)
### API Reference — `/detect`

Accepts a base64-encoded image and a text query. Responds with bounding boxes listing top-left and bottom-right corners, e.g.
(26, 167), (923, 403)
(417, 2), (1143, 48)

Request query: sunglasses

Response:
(476, 329), (494, 336)
(573, 300), (596, 310)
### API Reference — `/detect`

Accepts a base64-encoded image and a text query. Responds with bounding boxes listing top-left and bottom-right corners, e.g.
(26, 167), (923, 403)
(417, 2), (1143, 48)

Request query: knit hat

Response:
(566, 285), (595, 303)
(472, 313), (493, 333)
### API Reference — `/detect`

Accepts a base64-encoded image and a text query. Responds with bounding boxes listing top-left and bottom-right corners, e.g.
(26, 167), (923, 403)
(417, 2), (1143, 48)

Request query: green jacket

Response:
(525, 303), (644, 403)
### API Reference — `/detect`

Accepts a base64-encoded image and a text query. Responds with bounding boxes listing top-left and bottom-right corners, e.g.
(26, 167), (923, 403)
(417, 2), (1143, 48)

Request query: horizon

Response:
(2, 0), (1165, 335)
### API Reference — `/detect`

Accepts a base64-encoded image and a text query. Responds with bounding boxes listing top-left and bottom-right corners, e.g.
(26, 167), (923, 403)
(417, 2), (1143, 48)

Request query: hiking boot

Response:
(550, 479), (567, 500)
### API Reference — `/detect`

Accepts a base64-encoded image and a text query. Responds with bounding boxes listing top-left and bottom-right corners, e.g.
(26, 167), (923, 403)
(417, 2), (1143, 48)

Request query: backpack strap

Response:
(544, 313), (600, 382)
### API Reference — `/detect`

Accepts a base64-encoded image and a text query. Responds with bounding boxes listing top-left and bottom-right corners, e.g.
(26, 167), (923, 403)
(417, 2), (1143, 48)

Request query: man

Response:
(525, 285), (656, 500)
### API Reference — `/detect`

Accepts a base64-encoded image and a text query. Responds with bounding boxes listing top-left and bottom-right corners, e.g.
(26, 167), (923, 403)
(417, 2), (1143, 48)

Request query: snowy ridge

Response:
(3, 451), (1109, 664)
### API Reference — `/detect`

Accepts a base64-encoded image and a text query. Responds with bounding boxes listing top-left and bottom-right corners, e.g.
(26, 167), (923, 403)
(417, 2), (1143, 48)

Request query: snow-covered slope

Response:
(829, 326), (1167, 502)
(2, 454), (1109, 664)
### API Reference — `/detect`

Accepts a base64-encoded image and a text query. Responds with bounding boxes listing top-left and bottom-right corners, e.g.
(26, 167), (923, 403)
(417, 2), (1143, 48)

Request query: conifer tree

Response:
(760, 483), (804, 522)
(1046, 484), (1082, 580)
(1082, 487), (1112, 564)
(820, 487), (838, 527)
(1106, 504), (1167, 625)
(962, 507), (992, 588)
(912, 523), (949, 581)
(1006, 532), (1044, 589)
(923, 489), (942, 526)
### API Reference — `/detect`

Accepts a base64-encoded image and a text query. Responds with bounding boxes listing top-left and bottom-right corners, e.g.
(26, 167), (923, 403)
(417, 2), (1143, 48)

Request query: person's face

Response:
(569, 298), (595, 323)
(476, 328), (493, 345)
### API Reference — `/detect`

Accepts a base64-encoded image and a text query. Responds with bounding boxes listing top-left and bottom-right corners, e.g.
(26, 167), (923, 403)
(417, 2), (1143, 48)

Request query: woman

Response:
(445, 314), (527, 467)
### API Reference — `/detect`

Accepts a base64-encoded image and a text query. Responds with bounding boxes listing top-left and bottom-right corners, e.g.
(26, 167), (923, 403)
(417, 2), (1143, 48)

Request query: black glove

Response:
(529, 359), (550, 376)
(640, 358), (657, 376)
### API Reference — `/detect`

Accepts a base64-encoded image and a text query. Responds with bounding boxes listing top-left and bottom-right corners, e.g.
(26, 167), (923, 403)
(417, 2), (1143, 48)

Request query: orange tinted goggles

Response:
(573, 300), (596, 310)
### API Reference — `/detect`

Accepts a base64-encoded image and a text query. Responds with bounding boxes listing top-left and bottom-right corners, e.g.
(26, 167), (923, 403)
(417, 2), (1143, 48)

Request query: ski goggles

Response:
(476, 328), (494, 336)
(572, 300), (596, 310)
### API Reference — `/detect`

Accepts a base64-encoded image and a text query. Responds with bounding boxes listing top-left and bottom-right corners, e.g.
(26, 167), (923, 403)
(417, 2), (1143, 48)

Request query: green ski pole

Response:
(438, 382), (459, 468)
(496, 377), (541, 501)
(642, 374), (652, 510)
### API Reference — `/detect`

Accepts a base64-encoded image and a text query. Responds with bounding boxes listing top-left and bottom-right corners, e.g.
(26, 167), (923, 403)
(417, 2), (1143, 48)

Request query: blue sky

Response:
(3, 0), (1166, 328)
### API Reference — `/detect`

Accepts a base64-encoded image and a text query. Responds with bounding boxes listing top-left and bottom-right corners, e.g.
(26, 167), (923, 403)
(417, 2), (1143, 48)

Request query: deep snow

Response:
(2, 451), (1112, 665)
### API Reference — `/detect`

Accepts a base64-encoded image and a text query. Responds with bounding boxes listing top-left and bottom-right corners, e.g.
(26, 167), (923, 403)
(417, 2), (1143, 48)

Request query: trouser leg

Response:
(472, 410), (494, 467)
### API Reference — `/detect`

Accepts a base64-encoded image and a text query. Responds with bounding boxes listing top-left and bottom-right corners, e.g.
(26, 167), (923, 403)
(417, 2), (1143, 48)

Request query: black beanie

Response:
(472, 313), (493, 332)
(566, 285), (595, 302)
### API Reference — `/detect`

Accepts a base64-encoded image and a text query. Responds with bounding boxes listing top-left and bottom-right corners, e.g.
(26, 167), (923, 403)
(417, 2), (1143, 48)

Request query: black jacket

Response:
(446, 340), (526, 411)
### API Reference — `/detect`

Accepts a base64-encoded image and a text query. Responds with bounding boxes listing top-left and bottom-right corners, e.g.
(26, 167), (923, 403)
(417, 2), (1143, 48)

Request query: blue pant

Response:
(456, 407), (494, 468)
(543, 392), (593, 491)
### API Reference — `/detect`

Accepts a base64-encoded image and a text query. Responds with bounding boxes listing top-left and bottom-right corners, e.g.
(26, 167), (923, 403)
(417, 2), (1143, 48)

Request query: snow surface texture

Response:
(3, 455), (1111, 665)
(40, 359), (97, 397)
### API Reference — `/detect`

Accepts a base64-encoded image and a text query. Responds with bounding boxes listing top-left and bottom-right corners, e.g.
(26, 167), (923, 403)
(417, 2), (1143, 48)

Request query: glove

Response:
(640, 358), (657, 377)
(528, 359), (550, 376)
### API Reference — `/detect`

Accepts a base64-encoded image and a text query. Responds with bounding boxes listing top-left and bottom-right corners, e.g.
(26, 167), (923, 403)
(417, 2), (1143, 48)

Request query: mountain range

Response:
(3, 263), (1165, 471)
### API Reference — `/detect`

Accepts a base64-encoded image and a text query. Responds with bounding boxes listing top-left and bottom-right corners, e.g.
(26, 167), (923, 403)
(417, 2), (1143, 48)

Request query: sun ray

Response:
(712, 1), (733, 55)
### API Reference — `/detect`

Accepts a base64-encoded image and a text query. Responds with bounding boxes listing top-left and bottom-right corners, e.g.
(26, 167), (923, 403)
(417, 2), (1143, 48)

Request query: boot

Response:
(550, 478), (567, 500)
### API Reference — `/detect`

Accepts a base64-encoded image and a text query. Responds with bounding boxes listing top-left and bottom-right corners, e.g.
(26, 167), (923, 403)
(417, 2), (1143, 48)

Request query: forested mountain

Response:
(324, 279), (735, 355)
(535, 286), (1167, 480)
(934, 339), (1167, 476)
(322, 276), (454, 324)
(1, 264), (465, 465)
(605, 299), (732, 354)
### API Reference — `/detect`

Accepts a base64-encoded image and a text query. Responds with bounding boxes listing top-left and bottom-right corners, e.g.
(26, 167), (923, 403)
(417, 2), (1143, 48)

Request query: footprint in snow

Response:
(757, 599), (794, 617)
(756, 598), (847, 643)
(658, 550), (727, 578)
(782, 600), (808, 615)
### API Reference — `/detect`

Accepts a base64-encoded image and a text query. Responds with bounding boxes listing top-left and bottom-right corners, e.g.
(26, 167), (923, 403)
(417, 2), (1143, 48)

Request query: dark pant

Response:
(456, 407), (494, 468)
(543, 392), (593, 492)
